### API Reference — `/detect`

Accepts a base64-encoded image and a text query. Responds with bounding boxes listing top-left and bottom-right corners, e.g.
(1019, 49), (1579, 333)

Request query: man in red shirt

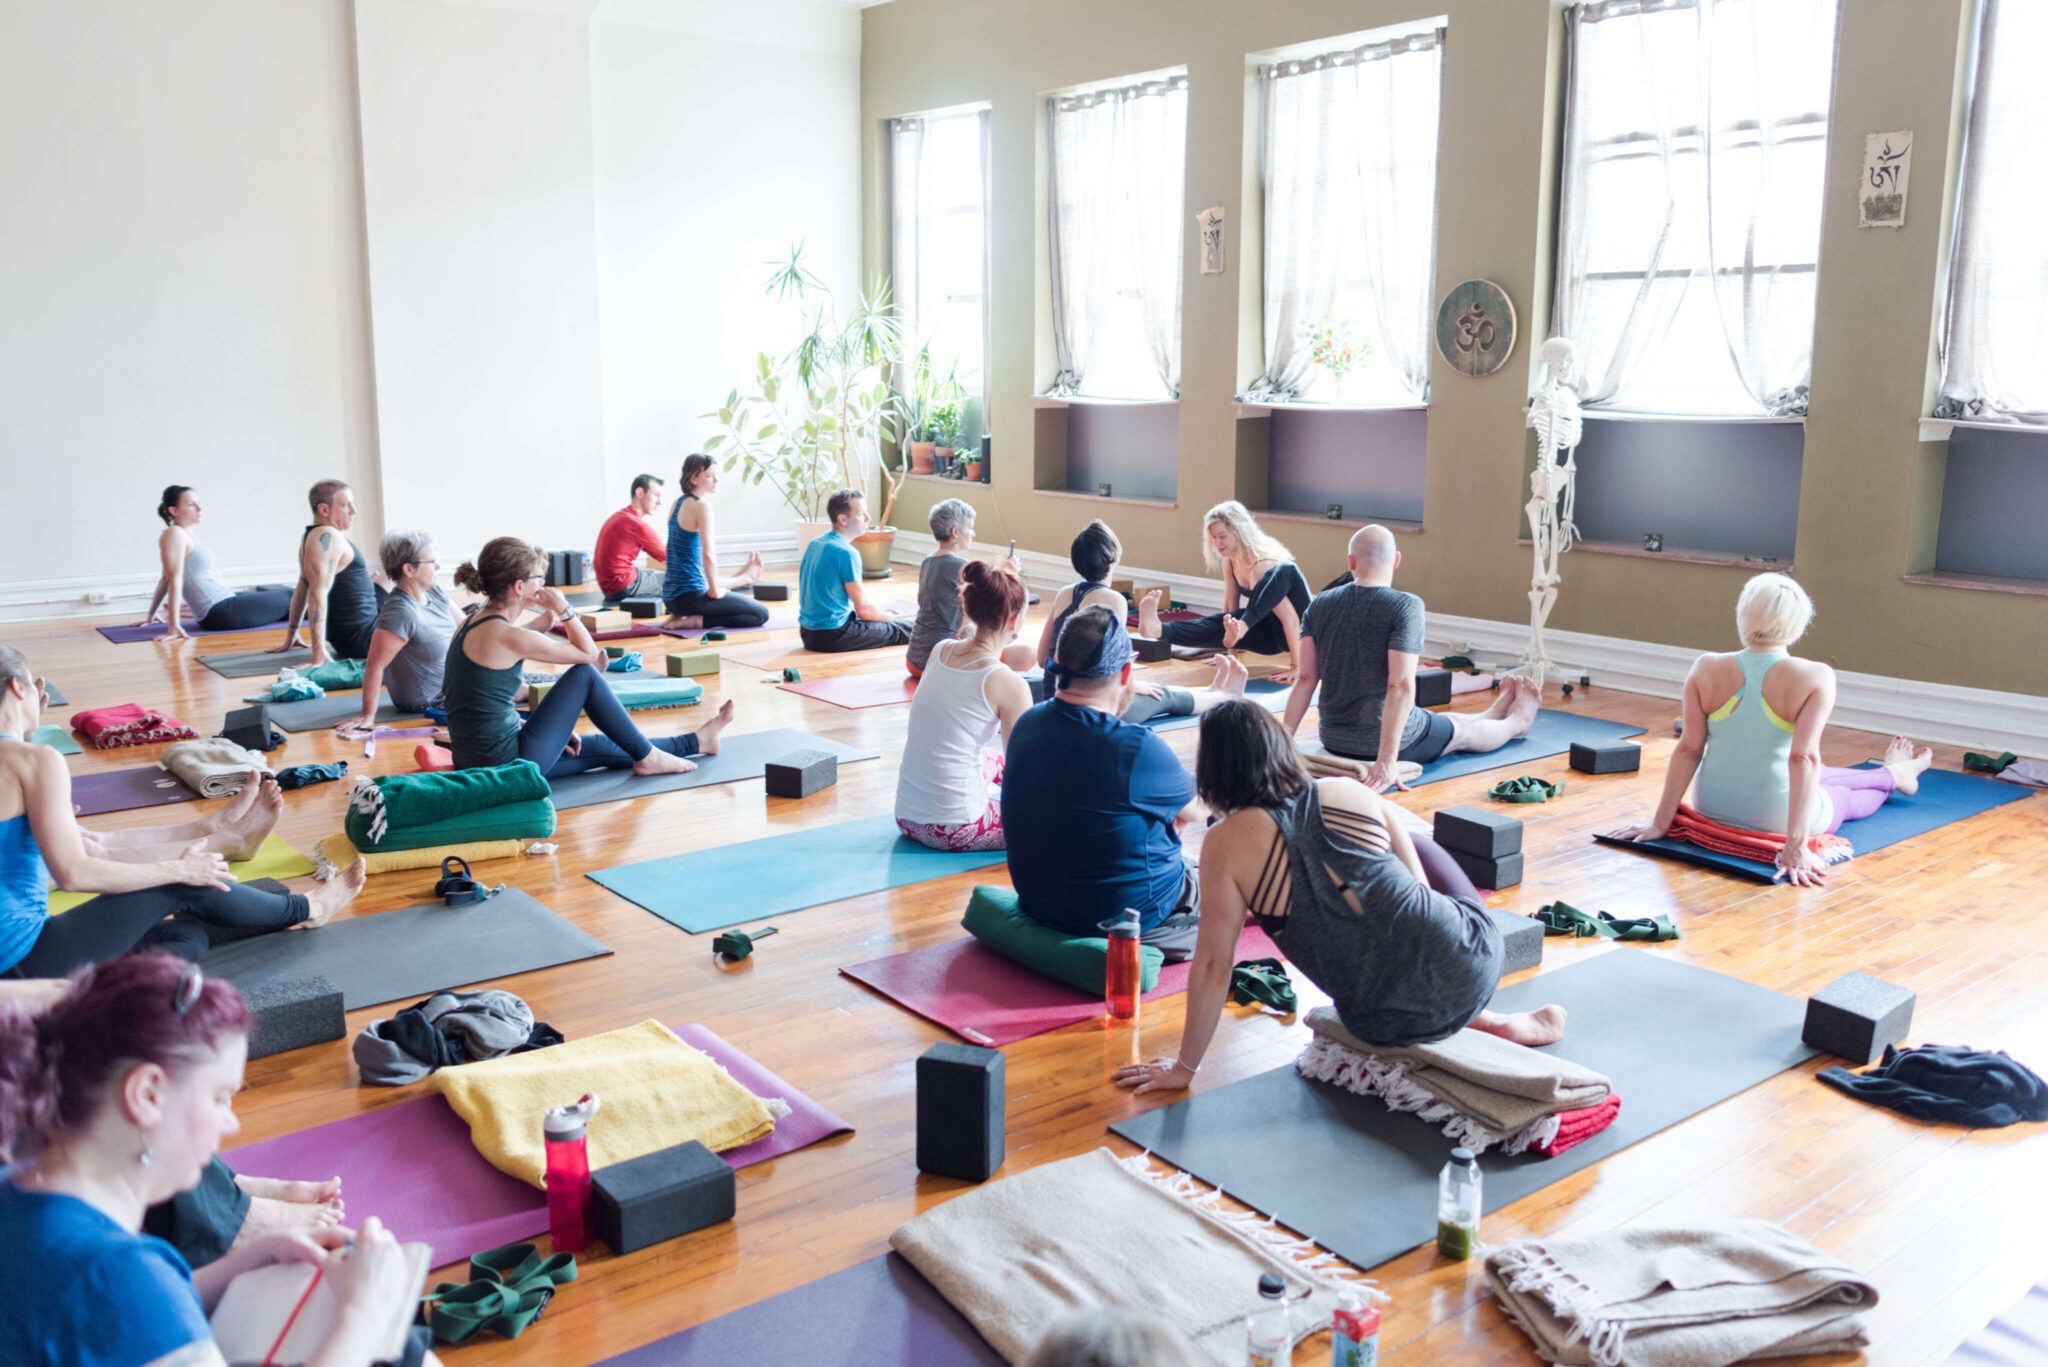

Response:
(594, 473), (667, 601)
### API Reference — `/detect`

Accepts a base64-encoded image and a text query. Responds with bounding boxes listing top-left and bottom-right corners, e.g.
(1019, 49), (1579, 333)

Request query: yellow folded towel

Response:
(316, 833), (526, 877)
(48, 835), (314, 914)
(432, 1019), (777, 1189)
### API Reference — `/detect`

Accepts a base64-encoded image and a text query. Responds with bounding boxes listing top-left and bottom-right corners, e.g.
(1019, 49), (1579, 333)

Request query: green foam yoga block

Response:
(960, 885), (1163, 995)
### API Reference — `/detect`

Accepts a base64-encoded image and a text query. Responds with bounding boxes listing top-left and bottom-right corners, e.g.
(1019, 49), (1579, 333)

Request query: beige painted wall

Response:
(861, 0), (2043, 697)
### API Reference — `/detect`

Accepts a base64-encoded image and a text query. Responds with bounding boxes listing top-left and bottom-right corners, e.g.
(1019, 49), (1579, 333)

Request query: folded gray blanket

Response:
(160, 738), (271, 798)
(353, 989), (538, 1086)
(1483, 1220), (1876, 1366)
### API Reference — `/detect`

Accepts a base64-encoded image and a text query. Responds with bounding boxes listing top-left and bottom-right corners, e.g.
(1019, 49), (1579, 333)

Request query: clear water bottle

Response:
(1246, 1271), (1292, 1367)
(1436, 1146), (1481, 1260)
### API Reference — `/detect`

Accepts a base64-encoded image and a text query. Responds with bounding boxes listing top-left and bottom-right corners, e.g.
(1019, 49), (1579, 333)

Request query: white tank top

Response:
(179, 537), (232, 619)
(894, 638), (1004, 826)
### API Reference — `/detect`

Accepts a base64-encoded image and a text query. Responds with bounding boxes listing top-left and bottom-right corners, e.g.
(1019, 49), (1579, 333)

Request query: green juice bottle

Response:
(1436, 1146), (1481, 1260)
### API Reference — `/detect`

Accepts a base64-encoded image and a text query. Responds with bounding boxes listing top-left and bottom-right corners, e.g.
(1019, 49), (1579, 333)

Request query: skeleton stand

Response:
(1522, 338), (1584, 689)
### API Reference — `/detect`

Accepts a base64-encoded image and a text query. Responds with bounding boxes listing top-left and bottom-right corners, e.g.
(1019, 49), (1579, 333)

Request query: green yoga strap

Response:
(1228, 957), (1297, 1013)
(1489, 775), (1564, 803)
(1438, 654), (1477, 673)
(1535, 902), (1607, 937)
(420, 1242), (578, 1344)
(1964, 751), (2017, 775)
(1597, 911), (1681, 942)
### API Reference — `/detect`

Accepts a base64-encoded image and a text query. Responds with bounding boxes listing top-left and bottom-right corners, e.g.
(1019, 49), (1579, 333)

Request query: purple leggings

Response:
(1819, 764), (1898, 833)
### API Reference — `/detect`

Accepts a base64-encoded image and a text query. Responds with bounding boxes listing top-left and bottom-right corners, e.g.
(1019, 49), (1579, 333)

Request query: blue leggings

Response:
(519, 663), (699, 778)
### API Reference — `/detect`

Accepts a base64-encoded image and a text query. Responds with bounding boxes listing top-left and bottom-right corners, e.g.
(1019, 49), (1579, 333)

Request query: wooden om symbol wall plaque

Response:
(1433, 279), (1518, 378)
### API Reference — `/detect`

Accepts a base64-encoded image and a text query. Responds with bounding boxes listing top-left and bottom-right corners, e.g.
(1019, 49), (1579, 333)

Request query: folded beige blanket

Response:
(160, 738), (271, 798)
(1299, 1006), (1610, 1152)
(1295, 739), (1421, 786)
(890, 1148), (1371, 1366)
(1484, 1220), (1875, 1367)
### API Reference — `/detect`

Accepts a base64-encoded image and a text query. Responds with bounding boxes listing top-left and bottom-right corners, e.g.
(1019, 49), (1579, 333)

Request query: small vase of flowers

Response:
(1300, 313), (1370, 403)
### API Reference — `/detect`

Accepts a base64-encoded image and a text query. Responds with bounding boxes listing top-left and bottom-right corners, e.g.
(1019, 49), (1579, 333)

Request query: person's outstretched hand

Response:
(1775, 842), (1830, 887)
(1604, 816), (1668, 843)
(170, 843), (233, 891)
(1112, 1058), (1196, 1094)
(1362, 760), (1410, 793)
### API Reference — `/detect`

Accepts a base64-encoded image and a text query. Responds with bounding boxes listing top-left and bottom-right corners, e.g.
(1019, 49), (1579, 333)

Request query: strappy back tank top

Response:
(442, 614), (525, 769)
(1690, 649), (1824, 834)
(1046, 579), (1110, 690)
(662, 494), (707, 600)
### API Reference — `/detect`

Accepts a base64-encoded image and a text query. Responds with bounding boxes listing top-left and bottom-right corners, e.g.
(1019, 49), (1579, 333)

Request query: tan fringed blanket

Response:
(1295, 738), (1421, 786)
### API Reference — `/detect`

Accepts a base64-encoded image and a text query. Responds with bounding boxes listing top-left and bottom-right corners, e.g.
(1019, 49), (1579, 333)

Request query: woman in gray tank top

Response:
(1112, 699), (1567, 1096)
(141, 486), (294, 638)
(338, 531), (461, 734)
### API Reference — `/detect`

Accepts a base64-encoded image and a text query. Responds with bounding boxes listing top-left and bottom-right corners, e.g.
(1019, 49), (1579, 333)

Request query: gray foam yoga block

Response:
(917, 1042), (1004, 1182)
(765, 750), (836, 798)
(749, 582), (790, 602)
(1570, 740), (1641, 774)
(1131, 635), (1171, 663)
(1488, 907), (1545, 973)
(1803, 972), (1915, 1065)
(243, 975), (345, 1060)
(593, 1140), (735, 1254)
(621, 597), (662, 619)
(1434, 805), (1523, 860)
(1416, 667), (1452, 708)
(1447, 846), (1523, 891)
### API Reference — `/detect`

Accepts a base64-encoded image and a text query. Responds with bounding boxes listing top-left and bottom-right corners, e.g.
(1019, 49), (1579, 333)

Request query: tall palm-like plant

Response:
(705, 244), (914, 526)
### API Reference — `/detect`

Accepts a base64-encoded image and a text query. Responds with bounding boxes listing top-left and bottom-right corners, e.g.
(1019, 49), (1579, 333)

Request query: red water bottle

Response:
(543, 1093), (601, 1252)
(1102, 909), (1143, 1023)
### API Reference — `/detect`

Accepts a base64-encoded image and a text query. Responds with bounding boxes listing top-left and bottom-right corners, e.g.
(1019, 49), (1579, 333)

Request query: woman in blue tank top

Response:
(139, 486), (294, 638)
(659, 454), (770, 630)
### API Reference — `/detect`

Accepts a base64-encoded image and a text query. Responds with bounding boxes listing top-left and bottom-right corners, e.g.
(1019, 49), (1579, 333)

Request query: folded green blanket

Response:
(346, 797), (557, 854)
(527, 676), (702, 711)
(345, 760), (552, 849)
(291, 659), (366, 691)
(961, 885), (1163, 995)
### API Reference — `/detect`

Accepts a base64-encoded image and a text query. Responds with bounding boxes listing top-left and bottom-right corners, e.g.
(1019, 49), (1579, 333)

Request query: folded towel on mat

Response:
(315, 833), (526, 878)
(160, 738), (272, 797)
(72, 704), (198, 750)
(432, 1019), (779, 1189)
(287, 659), (366, 691)
(344, 761), (552, 848)
(1483, 1220), (1876, 1366)
(354, 989), (559, 1087)
(246, 676), (323, 703)
(1295, 739), (1420, 786)
(1296, 1005), (1613, 1154)
(890, 1147), (1367, 1367)
(1664, 803), (1852, 869)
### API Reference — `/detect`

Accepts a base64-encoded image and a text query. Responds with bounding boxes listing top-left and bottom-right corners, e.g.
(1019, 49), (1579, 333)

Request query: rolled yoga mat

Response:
(1110, 949), (1817, 1274)
(589, 813), (1006, 935)
(201, 647), (312, 678)
(263, 691), (428, 733)
(1594, 766), (2037, 882)
(839, 925), (1281, 1048)
(548, 727), (878, 811)
(96, 618), (290, 643)
(201, 889), (610, 1011)
(1404, 709), (1647, 785)
(596, 1253), (1001, 1367)
(225, 1024), (853, 1270)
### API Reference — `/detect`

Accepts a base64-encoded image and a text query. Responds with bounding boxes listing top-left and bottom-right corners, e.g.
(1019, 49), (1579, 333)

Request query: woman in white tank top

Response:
(141, 486), (295, 638)
(895, 560), (1035, 851)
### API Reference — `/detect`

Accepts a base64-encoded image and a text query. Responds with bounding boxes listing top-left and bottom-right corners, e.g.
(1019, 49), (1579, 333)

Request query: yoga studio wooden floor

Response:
(17, 574), (2044, 1366)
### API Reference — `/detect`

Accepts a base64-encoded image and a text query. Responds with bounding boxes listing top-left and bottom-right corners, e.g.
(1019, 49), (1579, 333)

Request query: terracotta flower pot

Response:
(964, 460), (985, 482)
(909, 441), (937, 475)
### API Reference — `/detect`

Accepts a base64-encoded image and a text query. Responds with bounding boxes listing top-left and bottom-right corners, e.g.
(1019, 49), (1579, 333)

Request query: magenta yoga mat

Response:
(96, 619), (289, 643)
(839, 925), (1281, 1047)
(224, 1024), (853, 1268)
(70, 765), (203, 816)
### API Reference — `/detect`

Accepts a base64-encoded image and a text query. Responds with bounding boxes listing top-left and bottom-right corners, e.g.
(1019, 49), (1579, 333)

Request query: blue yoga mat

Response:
(1408, 708), (1646, 785)
(1142, 678), (1290, 733)
(1595, 765), (2036, 882)
(589, 813), (1008, 934)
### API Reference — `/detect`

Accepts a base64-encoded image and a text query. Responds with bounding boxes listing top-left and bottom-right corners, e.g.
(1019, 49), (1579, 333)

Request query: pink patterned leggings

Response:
(896, 752), (1006, 852)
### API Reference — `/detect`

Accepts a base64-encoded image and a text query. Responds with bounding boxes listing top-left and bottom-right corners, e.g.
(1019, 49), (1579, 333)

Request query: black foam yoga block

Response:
(917, 1042), (1004, 1182)
(593, 1141), (735, 1254)
(243, 975), (344, 1059)
(1447, 846), (1523, 890)
(219, 704), (286, 754)
(1416, 667), (1452, 708)
(1570, 741), (1641, 775)
(621, 597), (661, 619)
(1802, 972), (1915, 1065)
(1434, 805), (1523, 860)
(750, 582), (790, 602)
(545, 549), (588, 588)
(1132, 635), (1171, 663)
(764, 750), (837, 798)
(1487, 907), (1545, 974)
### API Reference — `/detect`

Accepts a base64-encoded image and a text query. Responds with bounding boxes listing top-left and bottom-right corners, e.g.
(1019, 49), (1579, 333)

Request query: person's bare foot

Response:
(1883, 736), (1934, 796)
(1469, 1003), (1567, 1047)
(236, 1174), (343, 1208)
(1475, 679), (1520, 721)
(215, 778), (283, 862)
(691, 698), (736, 756)
(231, 1185), (346, 1250)
(632, 746), (698, 776)
(1209, 653), (1249, 697)
(209, 774), (264, 832)
(1505, 676), (1542, 733)
(303, 859), (365, 928)
(1137, 589), (1163, 639)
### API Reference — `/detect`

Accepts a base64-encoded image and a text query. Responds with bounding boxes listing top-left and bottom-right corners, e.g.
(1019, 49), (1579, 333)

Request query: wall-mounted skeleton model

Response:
(1522, 338), (1583, 685)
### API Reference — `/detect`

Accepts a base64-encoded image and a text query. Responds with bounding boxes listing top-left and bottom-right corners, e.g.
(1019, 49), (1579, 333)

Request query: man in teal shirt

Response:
(798, 489), (914, 652)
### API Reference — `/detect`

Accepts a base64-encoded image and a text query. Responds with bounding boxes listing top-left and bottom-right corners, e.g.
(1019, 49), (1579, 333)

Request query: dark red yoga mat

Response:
(224, 1025), (852, 1268)
(839, 926), (1281, 1047)
(70, 765), (202, 816)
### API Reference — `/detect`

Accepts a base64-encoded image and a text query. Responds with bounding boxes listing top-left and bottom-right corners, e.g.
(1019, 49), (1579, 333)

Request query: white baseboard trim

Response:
(0, 563), (304, 625)
(892, 532), (2048, 754)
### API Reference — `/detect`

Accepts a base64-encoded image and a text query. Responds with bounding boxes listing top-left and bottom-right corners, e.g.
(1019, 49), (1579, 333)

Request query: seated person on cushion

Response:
(593, 471), (670, 603)
(1115, 700), (1566, 1095)
(1282, 524), (1539, 792)
(0, 957), (436, 1367)
(271, 478), (384, 667)
(338, 530), (457, 735)
(1002, 607), (1204, 960)
(797, 489), (912, 654)
(443, 536), (734, 778)
(1607, 572), (1931, 887)
(141, 485), (295, 639)
(906, 498), (1034, 678)
(1133, 501), (1311, 680)
(0, 646), (366, 980)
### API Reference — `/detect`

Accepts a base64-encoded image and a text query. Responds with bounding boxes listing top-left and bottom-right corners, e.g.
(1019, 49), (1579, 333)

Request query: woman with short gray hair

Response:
(908, 499), (1033, 676)
(338, 530), (458, 735)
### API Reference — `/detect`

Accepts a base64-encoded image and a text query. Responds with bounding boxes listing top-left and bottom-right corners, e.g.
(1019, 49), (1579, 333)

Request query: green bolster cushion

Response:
(528, 676), (703, 711)
(298, 659), (367, 691)
(354, 760), (552, 836)
(960, 885), (1163, 995)
(345, 797), (557, 853)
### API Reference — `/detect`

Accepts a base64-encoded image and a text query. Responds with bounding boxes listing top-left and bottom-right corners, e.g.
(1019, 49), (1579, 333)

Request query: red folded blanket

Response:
(1533, 1092), (1622, 1158)
(70, 704), (198, 750)
(1666, 803), (1852, 867)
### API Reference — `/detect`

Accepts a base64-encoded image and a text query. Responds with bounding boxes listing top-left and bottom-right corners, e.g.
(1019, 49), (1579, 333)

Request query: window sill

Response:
(906, 473), (989, 486)
(1035, 488), (1177, 510)
(1902, 571), (2048, 598)
(1580, 409), (1804, 426)
(1034, 394), (1179, 409)
(1520, 537), (1790, 571)
(1235, 400), (1427, 419)
(1918, 417), (2048, 442)
(1258, 508), (1422, 533)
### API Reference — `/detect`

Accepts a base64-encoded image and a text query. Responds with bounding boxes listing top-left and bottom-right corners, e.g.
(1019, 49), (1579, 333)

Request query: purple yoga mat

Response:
(224, 1024), (853, 1268)
(596, 1252), (1001, 1366)
(839, 926), (1282, 1047)
(96, 618), (289, 643)
(70, 765), (202, 816)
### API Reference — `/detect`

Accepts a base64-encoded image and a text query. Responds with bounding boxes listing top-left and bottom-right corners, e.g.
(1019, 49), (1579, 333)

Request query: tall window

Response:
(1249, 27), (1444, 406)
(890, 108), (990, 406)
(1938, 0), (2048, 426)
(1046, 71), (1188, 401)
(1553, 0), (1839, 417)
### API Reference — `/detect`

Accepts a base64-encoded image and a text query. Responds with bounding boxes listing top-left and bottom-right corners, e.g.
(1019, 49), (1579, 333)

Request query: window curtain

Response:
(888, 116), (931, 398)
(1354, 31), (1443, 402)
(1245, 57), (1350, 400)
(1937, 0), (2048, 426)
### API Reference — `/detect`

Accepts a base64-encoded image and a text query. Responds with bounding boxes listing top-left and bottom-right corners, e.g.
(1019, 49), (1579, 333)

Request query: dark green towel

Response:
(345, 760), (552, 850)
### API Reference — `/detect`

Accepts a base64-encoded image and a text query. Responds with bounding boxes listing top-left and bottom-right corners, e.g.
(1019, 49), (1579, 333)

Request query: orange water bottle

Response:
(1102, 909), (1143, 1023)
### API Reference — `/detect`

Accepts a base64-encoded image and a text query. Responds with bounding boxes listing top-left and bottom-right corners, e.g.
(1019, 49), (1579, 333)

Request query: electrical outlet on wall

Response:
(1326, 503), (1343, 520)
(1097, 482), (1113, 499)
(85, 591), (111, 605)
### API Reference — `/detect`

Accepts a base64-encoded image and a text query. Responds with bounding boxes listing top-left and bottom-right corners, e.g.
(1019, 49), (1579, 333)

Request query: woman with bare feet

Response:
(445, 537), (735, 777)
(140, 486), (296, 639)
(1134, 502), (1311, 682)
(1607, 573), (1931, 887)
(1114, 700), (1563, 1096)
(659, 454), (769, 631)
(0, 646), (364, 979)
(78, 769), (284, 866)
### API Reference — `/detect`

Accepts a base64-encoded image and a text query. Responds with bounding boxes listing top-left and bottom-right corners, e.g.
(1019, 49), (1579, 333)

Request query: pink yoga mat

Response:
(71, 765), (203, 816)
(777, 671), (917, 710)
(97, 619), (289, 643)
(224, 1024), (853, 1268)
(839, 926), (1281, 1047)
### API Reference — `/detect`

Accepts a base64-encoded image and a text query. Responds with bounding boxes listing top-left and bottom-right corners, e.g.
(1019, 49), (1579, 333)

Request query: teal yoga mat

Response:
(590, 813), (1006, 934)
(32, 725), (80, 755)
(1409, 709), (1646, 785)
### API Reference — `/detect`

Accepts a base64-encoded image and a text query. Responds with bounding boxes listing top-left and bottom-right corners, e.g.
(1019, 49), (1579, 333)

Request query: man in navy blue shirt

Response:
(1002, 605), (1206, 958)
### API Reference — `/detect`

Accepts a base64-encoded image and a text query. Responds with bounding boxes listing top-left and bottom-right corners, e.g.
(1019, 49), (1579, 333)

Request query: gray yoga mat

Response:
(265, 692), (427, 733)
(202, 648), (310, 678)
(202, 890), (610, 1011)
(1112, 950), (1817, 1273)
(43, 682), (67, 706)
(548, 727), (879, 810)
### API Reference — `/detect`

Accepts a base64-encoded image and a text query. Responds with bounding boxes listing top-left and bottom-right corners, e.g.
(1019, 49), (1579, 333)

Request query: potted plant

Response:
(705, 243), (914, 568)
(964, 437), (985, 483)
(930, 398), (962, 471)
(905, 346), (940, 475)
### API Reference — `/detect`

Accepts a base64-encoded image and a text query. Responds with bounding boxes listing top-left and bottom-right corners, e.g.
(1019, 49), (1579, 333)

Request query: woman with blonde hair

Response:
(1135, 501), (1310, 681)
(1608, 573), (1932, 886)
